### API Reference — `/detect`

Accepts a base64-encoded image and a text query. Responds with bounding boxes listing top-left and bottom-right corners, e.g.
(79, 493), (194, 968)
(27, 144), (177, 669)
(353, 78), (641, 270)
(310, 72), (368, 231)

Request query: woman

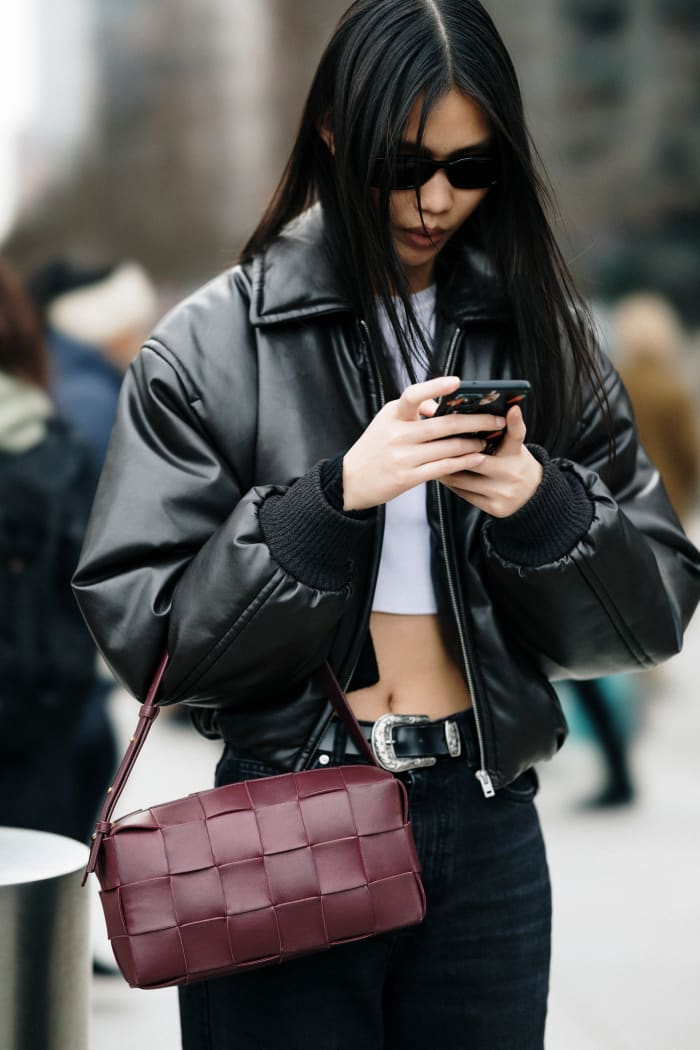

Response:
(73, 2), (700, 1047)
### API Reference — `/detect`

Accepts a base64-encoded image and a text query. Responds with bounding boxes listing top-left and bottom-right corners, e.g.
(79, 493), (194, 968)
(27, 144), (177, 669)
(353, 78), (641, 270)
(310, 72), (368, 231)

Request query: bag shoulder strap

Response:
(315, 661), (377, 764)
(83, 656), (376, 884)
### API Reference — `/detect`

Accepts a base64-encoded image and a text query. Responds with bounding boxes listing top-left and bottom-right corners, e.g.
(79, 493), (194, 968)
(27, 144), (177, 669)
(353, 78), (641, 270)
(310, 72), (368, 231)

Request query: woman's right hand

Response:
(342, 376), (506, 511)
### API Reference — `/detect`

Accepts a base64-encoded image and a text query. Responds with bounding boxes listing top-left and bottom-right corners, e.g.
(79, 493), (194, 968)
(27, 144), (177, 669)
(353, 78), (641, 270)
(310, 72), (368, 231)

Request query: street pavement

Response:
(90, 514), (700, 1050)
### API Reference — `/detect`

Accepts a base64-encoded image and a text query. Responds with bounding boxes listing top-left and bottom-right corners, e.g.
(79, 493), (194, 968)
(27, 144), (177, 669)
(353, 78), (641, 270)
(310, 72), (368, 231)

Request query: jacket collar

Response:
(248, 202), (509, 327)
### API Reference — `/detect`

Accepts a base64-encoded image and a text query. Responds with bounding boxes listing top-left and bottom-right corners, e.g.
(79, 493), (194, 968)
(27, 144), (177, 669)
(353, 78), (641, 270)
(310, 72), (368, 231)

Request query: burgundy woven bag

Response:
(83, 656), (426, 989)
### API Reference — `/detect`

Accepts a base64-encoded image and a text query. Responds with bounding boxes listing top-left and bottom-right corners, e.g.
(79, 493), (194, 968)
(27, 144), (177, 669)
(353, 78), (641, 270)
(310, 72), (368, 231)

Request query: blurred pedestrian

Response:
(569, 675), (637, 808)
(23, 258), (161, 830)
(0, 258), (100, 840)
(28, 258), (157, 472)
(74, 2), (700, 1047)
(614, 292), (700, 520)
(570, 294), (700, 810)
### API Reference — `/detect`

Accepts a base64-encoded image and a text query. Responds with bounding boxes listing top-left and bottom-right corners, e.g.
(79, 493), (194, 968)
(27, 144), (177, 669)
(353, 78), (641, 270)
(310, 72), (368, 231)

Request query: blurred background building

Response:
(2, 0), (699, 319)
(493, 0), (700, 321)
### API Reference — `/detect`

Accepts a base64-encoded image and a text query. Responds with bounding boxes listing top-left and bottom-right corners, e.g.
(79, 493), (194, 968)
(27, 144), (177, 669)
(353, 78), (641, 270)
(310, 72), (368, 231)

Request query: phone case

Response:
(434, 381), (530, 453)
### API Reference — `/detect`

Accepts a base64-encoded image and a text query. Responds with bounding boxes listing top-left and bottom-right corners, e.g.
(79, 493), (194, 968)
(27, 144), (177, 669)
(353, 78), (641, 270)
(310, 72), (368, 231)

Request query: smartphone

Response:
(434, 380), (531, 453)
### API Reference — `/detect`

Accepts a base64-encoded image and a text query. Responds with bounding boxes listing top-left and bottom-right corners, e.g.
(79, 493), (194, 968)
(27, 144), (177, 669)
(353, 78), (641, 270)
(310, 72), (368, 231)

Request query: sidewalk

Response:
(90, 518), (700, 1049)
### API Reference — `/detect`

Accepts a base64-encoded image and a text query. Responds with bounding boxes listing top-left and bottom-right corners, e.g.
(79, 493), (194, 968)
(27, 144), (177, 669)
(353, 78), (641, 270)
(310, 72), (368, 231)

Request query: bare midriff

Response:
(346, 611), (472, 721)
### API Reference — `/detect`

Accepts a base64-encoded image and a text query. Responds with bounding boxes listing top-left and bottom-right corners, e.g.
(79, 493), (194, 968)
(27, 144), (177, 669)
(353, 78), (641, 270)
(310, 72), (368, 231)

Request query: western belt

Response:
(316, 713), (464, 772)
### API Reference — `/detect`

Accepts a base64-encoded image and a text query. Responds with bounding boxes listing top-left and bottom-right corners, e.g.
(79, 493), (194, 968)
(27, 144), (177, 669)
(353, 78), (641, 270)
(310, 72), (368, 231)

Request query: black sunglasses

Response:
(371, 153), (498, 191)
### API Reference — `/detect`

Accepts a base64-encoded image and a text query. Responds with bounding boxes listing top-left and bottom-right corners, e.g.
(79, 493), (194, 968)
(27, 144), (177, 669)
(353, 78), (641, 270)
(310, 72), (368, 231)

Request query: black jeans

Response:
(178, 708), (551, 1050)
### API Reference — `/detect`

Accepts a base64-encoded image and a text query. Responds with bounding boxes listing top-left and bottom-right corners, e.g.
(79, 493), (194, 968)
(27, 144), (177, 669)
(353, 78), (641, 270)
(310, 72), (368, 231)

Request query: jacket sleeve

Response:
(72, 336), (375, 708)
(480, 352), (700, 679)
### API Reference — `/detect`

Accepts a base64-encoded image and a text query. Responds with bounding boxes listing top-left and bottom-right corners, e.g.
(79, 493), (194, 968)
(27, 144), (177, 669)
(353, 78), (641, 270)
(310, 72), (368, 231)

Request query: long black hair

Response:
(240, 0), (610, 454)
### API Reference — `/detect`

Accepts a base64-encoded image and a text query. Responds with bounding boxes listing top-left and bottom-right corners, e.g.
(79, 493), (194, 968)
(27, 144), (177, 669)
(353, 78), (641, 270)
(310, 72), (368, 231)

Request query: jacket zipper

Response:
(434, 326), (495, 797)
(358, 319), (494, 796)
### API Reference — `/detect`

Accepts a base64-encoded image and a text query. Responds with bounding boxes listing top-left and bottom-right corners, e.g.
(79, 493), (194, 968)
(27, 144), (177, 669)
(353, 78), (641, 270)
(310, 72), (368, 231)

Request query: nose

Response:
(418, 167), (453, 214)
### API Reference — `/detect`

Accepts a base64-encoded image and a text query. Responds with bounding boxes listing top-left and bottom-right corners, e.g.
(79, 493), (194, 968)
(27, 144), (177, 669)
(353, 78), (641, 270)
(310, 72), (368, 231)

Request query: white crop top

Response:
(371, 285), (438, 614)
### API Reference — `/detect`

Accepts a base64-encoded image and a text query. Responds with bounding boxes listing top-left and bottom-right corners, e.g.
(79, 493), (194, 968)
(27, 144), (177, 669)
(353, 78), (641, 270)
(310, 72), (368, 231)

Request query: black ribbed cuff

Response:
(258, 460), (375, 591)
(486, 444), (594, 567)
(320, 454), (374, 518)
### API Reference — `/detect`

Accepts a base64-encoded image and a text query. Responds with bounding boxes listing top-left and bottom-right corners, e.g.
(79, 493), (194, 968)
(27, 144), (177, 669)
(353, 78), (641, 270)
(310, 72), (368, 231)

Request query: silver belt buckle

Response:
(371, 713), (436, 773)
(444, 719), (462, 759)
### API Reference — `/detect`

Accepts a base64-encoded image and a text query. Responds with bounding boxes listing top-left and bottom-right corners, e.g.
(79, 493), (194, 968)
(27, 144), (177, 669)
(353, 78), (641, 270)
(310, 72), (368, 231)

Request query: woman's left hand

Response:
(437, 405), (543, 517)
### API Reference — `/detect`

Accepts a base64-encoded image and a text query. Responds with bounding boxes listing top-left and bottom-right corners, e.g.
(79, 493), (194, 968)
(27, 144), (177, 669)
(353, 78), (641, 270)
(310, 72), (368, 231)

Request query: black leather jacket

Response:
(73, 205), (700, 792)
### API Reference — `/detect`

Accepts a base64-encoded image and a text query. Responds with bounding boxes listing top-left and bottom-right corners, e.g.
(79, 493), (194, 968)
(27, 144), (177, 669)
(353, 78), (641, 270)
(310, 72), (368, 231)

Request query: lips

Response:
(401, 227), (448, 249)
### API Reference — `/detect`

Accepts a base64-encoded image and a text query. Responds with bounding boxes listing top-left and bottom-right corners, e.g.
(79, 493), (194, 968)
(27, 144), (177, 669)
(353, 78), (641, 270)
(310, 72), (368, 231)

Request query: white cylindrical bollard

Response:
(0, 827), (90, 1050)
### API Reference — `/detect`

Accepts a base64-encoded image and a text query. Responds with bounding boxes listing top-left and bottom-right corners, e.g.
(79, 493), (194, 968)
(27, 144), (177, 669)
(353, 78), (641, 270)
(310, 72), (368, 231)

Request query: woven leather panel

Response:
(96, 765), (425, 989)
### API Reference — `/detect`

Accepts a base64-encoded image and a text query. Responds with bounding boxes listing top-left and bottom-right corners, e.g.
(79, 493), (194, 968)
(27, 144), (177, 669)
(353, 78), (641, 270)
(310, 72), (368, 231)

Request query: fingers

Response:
(413, 451), (486, 485)
(440, 470), (527, 518)
(415, 412), (506, 442)
(438, 430), (543, 517)
(494, 405), (527, 456)
(395, 376), (461, 421)
(413, 435), (487, 465)
(438, 478), (494, 516)
(417, 411), (523, 479)
(442, 471), (493, 496)
(417, 397), (441, 419)
(439, 471), (511, 518)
